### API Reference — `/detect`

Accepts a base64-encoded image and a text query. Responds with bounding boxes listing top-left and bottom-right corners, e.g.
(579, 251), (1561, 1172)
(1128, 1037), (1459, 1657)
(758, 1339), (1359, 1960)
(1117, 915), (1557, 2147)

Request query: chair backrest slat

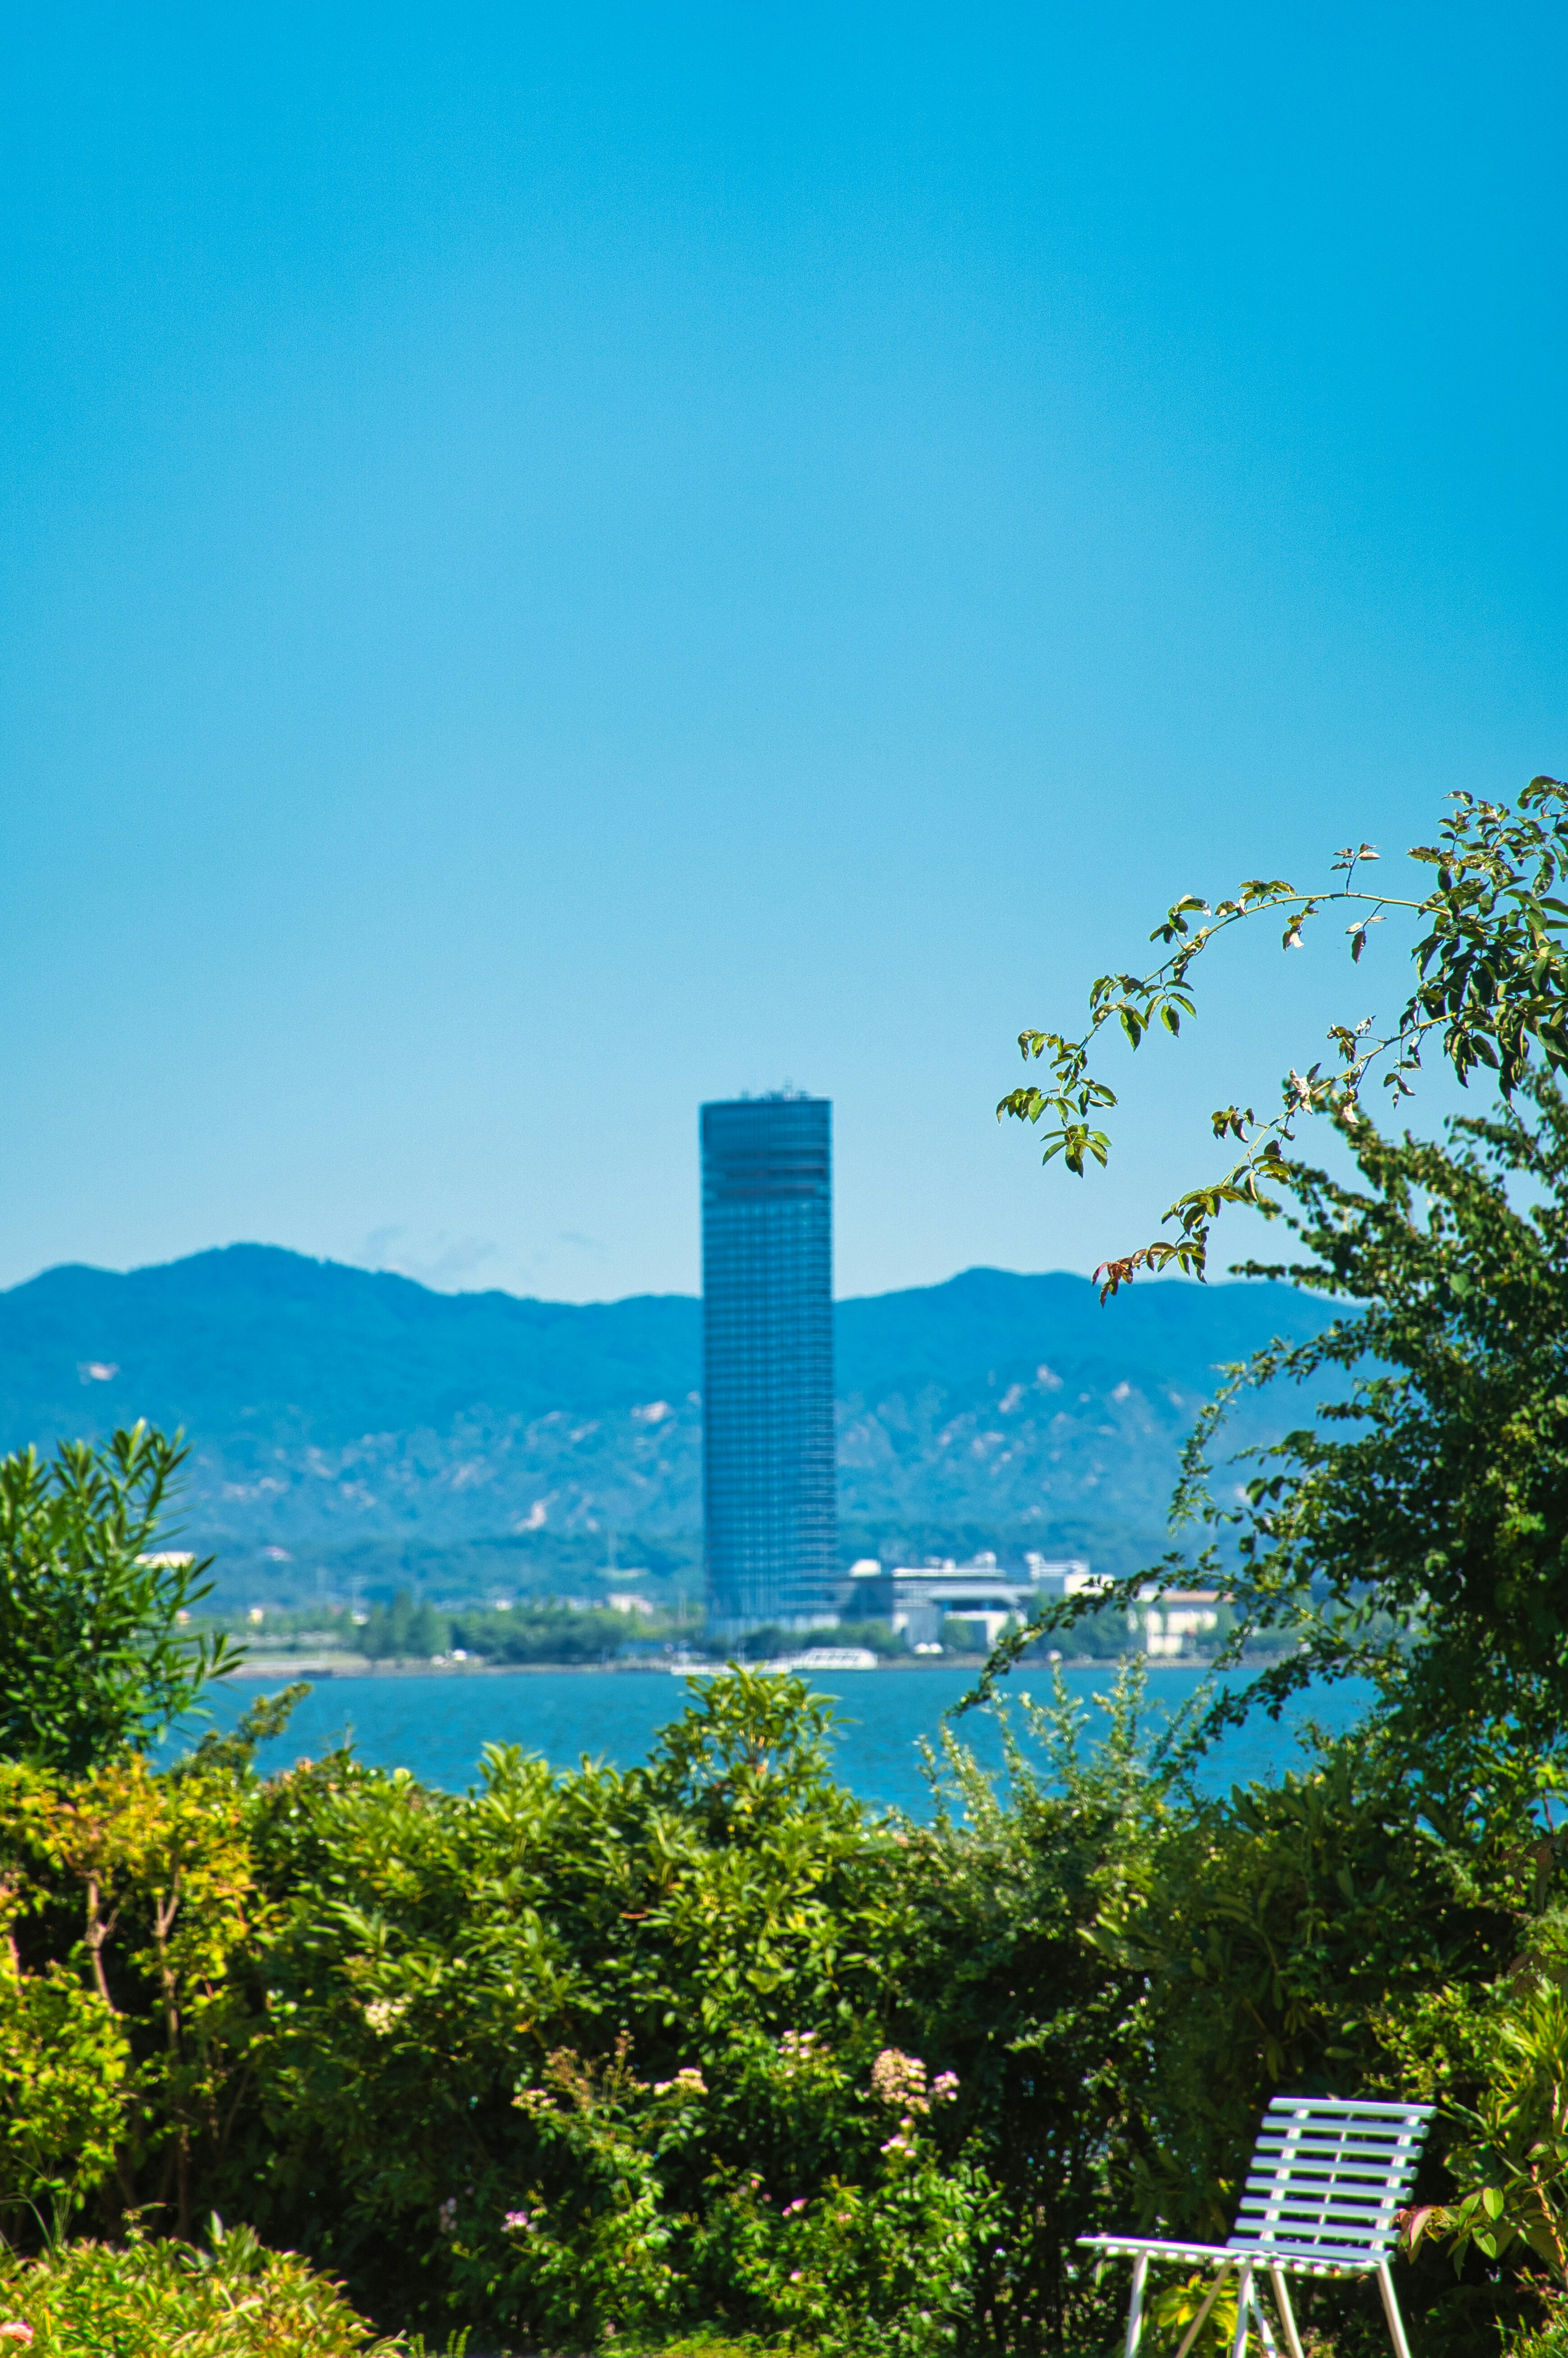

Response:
(1225, 2096), (1434, 2261)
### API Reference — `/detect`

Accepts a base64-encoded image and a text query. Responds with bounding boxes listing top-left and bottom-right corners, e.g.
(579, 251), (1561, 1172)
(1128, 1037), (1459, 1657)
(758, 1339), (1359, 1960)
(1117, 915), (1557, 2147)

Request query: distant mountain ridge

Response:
(0, 1245), (1336, 1593)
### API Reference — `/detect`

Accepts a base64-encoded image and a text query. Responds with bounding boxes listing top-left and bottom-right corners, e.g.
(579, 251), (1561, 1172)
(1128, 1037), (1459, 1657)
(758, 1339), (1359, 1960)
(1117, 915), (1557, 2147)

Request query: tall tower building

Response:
(700, 1093), (838, 1639)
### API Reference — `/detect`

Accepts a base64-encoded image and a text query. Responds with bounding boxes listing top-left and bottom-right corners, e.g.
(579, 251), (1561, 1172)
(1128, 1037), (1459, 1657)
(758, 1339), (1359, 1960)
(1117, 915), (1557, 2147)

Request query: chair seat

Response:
(1081, 2236), (1236, 2267)
(1080, 2233), (1380, 2278)
(1231, 2239), (1384, 2279)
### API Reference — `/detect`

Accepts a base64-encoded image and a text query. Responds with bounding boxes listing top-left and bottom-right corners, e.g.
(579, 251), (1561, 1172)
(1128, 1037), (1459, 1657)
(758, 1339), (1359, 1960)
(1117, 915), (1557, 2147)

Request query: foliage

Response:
(0, 1739), (263, 2239)
(1145, 2269), (1240, 2356)
(998, 773), (1568, 1287)
(705, 2130), (997, 2358)
(450, 1599), (663, 1663)
(0, 2218), (410, 2357)
(0, 1424), (240, 1772)
(937, 1619), (992, 1658)
(0, 1953), (129, 2235)
(1192, 1077), (1568, 1768)
(212, 1669), (944, 2344)
(1092, 1725), (1524, 2240)
(825, 1618), (908, 1659)
(888, 1667), (1176, 2350)
(1397, 1918), (1568, 2299)
(904, 1667), (1549, 2351)
(1507, 2314), (1568, 2358)
(482, 2036), (702, 2344)
(0, 1661), (1560, 2355)
(976, 1078), (1568, 1797)
(219, 1596), (686, 1668)
(360, 1592), (448, 1662)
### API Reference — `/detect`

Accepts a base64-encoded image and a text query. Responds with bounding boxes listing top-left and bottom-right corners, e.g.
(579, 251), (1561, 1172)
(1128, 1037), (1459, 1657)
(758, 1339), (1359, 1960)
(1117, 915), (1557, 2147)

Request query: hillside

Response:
(0, 1246), (1337, 1601)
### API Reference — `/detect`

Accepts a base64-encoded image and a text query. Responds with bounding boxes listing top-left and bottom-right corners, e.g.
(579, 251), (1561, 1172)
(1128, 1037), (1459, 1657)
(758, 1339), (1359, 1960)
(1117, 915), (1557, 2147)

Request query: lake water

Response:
(174, 1661), (1370, 1817)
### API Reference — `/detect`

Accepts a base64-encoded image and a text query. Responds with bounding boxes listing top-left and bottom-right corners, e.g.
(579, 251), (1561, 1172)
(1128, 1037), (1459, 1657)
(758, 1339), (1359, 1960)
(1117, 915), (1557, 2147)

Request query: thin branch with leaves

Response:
(1000, 776), (1568, 1295)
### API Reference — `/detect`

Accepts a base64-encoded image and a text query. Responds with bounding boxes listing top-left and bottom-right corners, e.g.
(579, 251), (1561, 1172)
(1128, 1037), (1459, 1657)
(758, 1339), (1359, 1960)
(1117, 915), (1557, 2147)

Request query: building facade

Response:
(701, 1093), (838, 1638)
(844, 1554), (1113, 1651)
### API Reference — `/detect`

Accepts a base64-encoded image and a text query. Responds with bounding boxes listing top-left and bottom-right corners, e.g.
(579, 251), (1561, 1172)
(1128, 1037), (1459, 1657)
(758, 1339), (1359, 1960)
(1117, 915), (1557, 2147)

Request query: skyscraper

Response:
(701, 1093), (838, 1639)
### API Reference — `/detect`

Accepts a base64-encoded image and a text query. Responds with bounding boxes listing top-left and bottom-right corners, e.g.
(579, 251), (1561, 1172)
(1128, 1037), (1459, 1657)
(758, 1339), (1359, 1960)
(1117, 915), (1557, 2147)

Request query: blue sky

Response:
(3, 3), (1564, 1302)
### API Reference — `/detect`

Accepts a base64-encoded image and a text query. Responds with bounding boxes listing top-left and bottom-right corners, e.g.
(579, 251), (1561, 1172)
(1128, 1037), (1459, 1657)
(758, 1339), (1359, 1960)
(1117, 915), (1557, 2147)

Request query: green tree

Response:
(1209, 1078), (1568, 1771)
(362, 1591), (449, 1661)
(0, 1424), (240, 1772)
(980, 1080), (1568, 1784)
(983, 775), (1568, 1774)
(1000, 774), (1568, 1288)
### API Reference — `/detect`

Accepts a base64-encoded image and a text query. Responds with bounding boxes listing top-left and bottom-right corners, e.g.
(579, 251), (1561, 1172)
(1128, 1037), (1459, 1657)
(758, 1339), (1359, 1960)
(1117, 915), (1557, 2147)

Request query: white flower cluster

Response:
(871, 2048), (958, 2157)
(363, 1995), (411, 2037)
(777, 2028), (820, 2075)
(870, 2047), (928, 2111)
(652, 2065), (707, 2096)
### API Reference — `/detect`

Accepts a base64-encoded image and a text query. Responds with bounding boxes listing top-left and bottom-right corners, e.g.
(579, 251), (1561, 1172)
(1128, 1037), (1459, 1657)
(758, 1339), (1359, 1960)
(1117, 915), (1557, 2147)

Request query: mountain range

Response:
(0, 1246), (1338, 1603)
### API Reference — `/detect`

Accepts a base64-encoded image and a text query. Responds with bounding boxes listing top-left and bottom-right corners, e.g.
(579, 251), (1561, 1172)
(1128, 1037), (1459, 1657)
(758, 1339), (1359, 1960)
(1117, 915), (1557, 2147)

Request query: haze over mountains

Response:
(0, 1246), (1337, 1604)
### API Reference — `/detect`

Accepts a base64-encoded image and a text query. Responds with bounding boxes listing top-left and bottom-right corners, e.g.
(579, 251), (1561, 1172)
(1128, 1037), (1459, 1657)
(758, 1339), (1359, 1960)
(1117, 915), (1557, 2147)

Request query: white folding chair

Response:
(1081, 2093), (1435, 2358)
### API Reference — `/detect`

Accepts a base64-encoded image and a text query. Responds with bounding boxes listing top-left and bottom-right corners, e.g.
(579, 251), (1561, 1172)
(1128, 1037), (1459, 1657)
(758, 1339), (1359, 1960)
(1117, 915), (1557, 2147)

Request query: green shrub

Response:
(460, 2035), (701, 2347)
(0, 1661), (1558, 2356)
(0, 1747), (260, 2240)
(1508, 2316), (1568, 2358)
(700, 2122), (995, 2358)
(0, 1959), (129, 2229)
(0, 1424), (239, 1772)
(207, 1670), (949, 2344)
(0, 2220), (405, 2357)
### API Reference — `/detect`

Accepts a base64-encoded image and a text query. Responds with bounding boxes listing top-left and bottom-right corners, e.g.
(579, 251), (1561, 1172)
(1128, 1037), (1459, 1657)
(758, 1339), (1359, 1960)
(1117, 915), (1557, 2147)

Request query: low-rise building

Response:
(843, 1557), (1223, 1657)
(1023, 1553), (1106, 1597)
(1130, 1588), (1221, 1657)
(846, 1555), (1043, 1649)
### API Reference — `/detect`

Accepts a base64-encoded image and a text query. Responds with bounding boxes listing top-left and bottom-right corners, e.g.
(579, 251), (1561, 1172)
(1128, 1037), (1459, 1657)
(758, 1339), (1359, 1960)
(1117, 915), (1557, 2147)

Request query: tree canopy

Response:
(1001, 774), (1568, 1292)
(983, 776), (1568, 1780)
(0, 1422), (240, 1772)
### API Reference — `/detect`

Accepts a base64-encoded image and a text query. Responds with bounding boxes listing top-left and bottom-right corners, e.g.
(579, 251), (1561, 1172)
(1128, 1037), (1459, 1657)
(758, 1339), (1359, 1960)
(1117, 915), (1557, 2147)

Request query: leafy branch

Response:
(0, 1422), (245, 1771)
(966, 1073), (1568, 1789)
(1000, 777), (1568, 1294)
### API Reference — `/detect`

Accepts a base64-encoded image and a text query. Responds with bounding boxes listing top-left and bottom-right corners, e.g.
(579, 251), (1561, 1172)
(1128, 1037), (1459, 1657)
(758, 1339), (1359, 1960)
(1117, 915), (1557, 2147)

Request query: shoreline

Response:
(220, 1651), (1293, 1681)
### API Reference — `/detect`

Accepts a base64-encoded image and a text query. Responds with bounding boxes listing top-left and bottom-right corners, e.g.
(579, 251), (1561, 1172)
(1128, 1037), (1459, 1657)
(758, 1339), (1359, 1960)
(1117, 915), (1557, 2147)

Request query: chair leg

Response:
(1229, 2260), (1254, 2358)
(1172, 2264), (1233, 2358)
(1267, 2265), (1306, 2358)
(1375, 2260), (1414, 2358)
(1253, 2290), (1281, 2358)
(1124, 2253), (1149, 2358)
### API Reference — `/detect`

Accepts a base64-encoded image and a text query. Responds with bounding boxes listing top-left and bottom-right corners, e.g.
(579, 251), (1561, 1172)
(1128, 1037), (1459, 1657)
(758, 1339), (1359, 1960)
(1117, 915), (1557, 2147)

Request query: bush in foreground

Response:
(0, 2219), (409, 2358)
(4, 1658), (1559, 2355)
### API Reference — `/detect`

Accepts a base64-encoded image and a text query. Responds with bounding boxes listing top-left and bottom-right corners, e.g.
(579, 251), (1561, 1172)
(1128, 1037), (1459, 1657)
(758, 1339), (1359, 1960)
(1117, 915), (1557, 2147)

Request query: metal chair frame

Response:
(1080, 2094), (1435, 2358)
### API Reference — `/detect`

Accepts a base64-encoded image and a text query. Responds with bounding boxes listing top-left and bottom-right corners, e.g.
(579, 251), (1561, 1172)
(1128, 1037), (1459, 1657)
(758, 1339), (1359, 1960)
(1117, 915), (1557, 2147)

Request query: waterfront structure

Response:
(701, 1092), (837, 1638)
(848, 1556), (1040, 1650)
(1022, 1553), (1098, 1596)
(1130, 1588), (1221, 1657)
(846, 1554), (1115, 1651)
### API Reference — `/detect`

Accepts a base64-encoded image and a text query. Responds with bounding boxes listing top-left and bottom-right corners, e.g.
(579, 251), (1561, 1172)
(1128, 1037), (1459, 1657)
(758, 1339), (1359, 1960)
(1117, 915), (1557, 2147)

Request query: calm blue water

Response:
(171, 1662), (1370, 1817)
